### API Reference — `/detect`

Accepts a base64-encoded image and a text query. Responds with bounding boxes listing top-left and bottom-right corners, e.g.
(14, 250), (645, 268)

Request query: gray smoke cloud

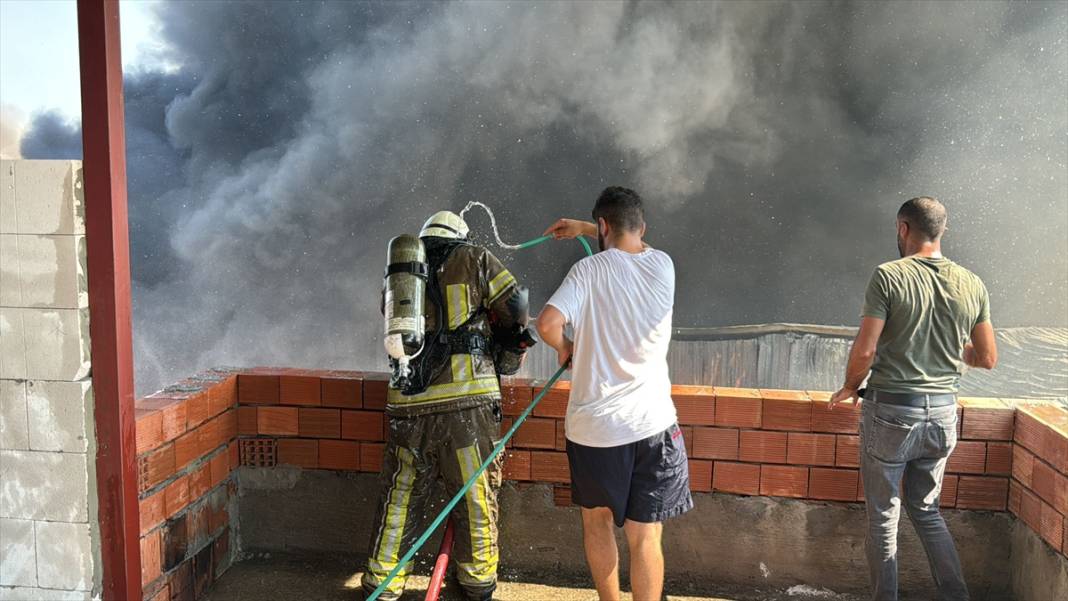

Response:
(20, 0), (1068, 395)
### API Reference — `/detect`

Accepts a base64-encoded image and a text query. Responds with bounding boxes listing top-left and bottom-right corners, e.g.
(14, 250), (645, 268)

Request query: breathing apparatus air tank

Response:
(383, 234), (428, 389)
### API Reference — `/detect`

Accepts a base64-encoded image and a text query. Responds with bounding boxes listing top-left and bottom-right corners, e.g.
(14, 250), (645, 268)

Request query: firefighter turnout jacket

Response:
(385, 240), (522, 417)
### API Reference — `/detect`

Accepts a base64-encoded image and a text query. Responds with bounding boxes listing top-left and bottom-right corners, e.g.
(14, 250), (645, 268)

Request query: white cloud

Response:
(0, 104), (26, 159)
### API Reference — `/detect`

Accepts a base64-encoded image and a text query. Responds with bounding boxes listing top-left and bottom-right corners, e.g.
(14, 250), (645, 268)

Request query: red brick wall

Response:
(135, 370), (239, 601)
(1008, 403), (1068, 557)
(224, 372), (1042, 513)
(233, 369), (385, 474)
(135, 367), (1068, 599)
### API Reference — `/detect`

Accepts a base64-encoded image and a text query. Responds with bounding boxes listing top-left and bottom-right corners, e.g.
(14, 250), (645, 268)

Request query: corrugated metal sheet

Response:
(516, 325), (1067, 402)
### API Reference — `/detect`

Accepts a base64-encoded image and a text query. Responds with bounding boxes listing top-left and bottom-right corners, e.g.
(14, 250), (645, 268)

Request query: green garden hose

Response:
(516, 233), (594, 257)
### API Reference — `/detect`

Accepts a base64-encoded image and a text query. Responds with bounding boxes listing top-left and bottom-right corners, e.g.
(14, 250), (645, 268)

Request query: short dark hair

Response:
(897, 196), (947, 241)
(592, 186), (644, 232)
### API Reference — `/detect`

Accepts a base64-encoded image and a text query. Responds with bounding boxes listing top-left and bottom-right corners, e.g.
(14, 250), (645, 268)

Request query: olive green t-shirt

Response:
(862, 256), (991, 394)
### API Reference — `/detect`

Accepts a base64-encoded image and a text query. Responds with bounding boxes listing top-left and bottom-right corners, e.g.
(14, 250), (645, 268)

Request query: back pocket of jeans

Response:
(935, 417), (958, 457)
(867, 416), (916, 463)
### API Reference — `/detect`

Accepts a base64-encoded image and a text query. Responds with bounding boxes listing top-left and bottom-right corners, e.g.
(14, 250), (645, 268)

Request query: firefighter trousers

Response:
(362, 403), (502, 600)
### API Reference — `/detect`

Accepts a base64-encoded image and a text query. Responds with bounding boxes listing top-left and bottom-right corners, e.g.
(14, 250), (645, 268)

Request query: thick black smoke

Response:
(21, 1), (1068, 395)
(19, 112), (82, 159)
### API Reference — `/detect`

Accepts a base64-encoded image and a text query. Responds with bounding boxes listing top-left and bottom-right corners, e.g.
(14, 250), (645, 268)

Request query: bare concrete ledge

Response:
(1011, 519), (1068, 601)
(235, 469), (1030, 599)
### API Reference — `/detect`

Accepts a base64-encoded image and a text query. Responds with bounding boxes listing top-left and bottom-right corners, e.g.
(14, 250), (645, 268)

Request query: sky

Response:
(0, 0), (165, 154)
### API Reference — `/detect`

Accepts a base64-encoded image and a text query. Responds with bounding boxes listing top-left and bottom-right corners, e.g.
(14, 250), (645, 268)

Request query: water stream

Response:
(459, 201), (524, 250)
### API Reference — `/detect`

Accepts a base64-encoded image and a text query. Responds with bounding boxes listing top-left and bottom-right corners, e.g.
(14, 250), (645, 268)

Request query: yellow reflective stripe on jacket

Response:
(451, 353), (474, 382)
(446, 283), (470, 329)
(387, 376), (500, 406)
(456, 445), (498, 583)
(486, 269), (516, 304)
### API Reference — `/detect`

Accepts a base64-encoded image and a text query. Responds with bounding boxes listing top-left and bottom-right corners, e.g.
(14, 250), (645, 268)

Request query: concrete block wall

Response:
(0, 160), (101, 601)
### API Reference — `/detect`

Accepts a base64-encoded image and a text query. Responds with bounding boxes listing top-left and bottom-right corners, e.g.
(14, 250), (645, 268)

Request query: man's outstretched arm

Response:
(544, 218), (651, 250)
(536, 305), (573, 369)
(830, 316), (885, 407)
(544, 218), (596, 240)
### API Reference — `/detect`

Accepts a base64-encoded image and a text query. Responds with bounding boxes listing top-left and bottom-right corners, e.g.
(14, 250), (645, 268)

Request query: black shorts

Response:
(566, 423), (693, 527)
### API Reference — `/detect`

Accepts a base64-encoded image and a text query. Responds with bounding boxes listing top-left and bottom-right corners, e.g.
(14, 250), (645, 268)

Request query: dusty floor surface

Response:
(203, 552), (865, 601)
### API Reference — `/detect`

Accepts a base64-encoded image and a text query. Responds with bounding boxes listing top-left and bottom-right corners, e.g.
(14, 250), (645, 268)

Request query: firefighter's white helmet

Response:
(419, 210), (469, 240)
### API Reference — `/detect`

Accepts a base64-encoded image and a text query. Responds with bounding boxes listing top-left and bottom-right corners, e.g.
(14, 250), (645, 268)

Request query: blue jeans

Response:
(860, 397), (969, 601)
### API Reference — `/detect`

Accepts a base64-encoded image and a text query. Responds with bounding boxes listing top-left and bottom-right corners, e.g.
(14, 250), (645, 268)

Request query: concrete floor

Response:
(202, 552), (864, 601)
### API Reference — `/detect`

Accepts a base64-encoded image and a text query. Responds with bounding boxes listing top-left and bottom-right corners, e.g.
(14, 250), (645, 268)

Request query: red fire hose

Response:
(424, 517), (456, 601)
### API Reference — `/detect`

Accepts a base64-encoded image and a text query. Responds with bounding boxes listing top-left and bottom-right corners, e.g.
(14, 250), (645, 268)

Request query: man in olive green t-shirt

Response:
(862, 249), (991, 394)
(830, 197), (997, 601)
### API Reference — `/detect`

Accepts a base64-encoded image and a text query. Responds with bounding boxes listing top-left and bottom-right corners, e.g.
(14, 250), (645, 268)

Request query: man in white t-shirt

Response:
(537, 186), (691, 601)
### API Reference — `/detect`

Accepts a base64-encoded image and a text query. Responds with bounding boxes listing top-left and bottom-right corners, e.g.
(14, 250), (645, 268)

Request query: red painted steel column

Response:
(77, 1), (141, 599)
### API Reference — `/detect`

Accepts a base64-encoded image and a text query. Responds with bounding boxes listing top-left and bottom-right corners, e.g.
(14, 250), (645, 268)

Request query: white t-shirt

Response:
(545, 247), (677, 447)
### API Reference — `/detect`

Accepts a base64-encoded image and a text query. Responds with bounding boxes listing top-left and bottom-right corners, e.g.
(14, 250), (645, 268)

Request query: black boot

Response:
(462, 584), (496, 601)
(359, 584), (401, 601)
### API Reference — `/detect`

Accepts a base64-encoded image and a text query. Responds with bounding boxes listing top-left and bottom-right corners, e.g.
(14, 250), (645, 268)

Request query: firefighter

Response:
(362, 210), (533, 601)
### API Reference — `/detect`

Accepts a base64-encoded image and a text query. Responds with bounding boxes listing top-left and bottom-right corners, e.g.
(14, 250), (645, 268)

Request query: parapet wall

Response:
(1009, 405), (1068, 556)
(131, 368), (1068, 600)
(227, 374), (1025, 511)
(134, 371), (240, 601)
